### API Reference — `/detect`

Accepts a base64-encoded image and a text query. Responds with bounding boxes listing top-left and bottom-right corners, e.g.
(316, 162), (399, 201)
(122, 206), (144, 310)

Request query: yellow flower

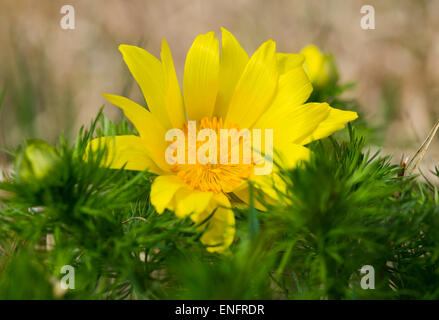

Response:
(301, 44), (338, 88)
(87, 28), (357, 252)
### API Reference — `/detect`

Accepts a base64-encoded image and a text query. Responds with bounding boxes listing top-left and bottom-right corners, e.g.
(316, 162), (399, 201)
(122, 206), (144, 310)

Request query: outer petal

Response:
(232, 184), (267, 211)
(213, 27), (249, 118)
(161, 38), (186, 129)
(257, 102), (331, 146)
(277, 53), (305, 74)
(299, 107), (358, 145)
(86, 135), (161, 173)
(102, 93), (171, 172)
(197, 193), (235, 253)
(174, 188), (213, 218)
(150, 175), (186, 214)
(183, 31), (220, 121)
(118, 45), (172, 129)
(225, 39), (278, 128)
(274, 142), (311, 168)
(244, 143), (310, 202)
(262, 66), (313, 121)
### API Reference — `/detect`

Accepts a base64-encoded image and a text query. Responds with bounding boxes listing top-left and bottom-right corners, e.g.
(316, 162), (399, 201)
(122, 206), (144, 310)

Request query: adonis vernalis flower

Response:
(87, 28), (358, 252)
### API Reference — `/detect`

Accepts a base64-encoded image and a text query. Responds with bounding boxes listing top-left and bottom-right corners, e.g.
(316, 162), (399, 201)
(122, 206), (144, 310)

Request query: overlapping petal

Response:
(213, 27), (249, 118)
(183, 31), (220, 121)
(277, 52), (305, 74)
(102, 93), (171, 172)
(256, 65), (313, 121)
(256, 102), (331, 147)
(150, 176), (234, 252)
(174, 187), (213, 218)
(298, 107), (358, 145)
(197, 193), (235, 253)
(118, 44), (172, 129)
(150, 175), (186, 214)
(225, 39), (278, 128)
(87, 135), (161, 173)
(161, 39), (186, 129)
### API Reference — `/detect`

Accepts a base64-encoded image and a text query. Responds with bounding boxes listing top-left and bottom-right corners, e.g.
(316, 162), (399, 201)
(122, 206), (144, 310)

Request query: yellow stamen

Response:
(171, 117), (254, 193)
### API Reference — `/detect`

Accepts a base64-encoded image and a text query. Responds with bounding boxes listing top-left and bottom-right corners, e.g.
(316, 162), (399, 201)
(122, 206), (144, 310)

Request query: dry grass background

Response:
(1, 0), (439, 176)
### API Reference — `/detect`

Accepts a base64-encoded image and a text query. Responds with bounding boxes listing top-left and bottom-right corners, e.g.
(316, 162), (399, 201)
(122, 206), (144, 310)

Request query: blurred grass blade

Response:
(404, 119), (439, 176)
(0, 84), (6, 114)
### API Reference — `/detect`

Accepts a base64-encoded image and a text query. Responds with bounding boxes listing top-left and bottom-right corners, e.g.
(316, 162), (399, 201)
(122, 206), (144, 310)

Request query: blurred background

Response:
(1, 0), (439, 177)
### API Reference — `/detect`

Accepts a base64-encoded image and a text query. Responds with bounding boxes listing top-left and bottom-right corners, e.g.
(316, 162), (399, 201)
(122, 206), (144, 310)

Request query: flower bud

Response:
(15, 139), (59, 181)
(301, 45), (338, 88)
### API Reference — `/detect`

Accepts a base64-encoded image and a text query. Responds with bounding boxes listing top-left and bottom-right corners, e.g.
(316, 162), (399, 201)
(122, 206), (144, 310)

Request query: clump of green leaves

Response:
(1, 107), (439, 300)
(0, 111), (200, 299)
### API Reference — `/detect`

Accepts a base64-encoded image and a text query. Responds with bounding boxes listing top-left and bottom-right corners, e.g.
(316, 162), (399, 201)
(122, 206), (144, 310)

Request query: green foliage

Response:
(0, 112), (200, 299)
(1, 104), (439, 300)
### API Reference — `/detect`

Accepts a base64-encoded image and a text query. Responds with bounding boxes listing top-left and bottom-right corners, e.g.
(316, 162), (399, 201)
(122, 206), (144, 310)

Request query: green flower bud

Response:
(15, 139), (59, 182)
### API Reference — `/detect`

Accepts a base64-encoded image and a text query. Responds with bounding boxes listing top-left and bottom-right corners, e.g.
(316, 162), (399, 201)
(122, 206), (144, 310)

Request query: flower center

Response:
(170, 117), (254, 193)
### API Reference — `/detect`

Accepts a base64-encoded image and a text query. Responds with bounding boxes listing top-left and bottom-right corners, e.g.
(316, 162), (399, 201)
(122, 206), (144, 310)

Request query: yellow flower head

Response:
(88, 28), (357, 252)
(301, 44), (338, 88)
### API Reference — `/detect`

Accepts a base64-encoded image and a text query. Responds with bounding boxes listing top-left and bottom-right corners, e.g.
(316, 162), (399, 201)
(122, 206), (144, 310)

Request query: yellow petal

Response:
(274, 142), (311, 168)
(299, 107), (358, 145)
(277, 53), (305, 74)
(86, 135), (161, 173)
(232, 183), (267, 211)
(239, 143), (310, 205)
(102, 93), (171, 172)
(161, 38), (186, 129)
(225, 39), (278, 128)
(198, 193), (235, 253)
(253, 173), (287, 204)
(255, 65), (313, 123)
(102, 93), (163, 138)
(213, 27), (249, 118)
(183, 31), (220, 121)
(259, 102), (331, 146)
(174, 188), (213, 218)
(118, 45), (172, 128)
(151, 175), (186, 214)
